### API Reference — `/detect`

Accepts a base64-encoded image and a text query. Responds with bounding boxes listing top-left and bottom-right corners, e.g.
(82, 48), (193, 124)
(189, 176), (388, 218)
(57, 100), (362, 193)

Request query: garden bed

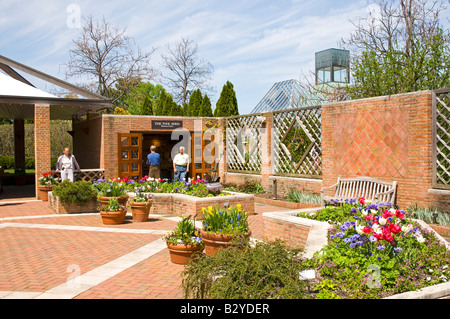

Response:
(262, 203), (450, 299)
(129, 191), (255, 218)
(48, 191), (97, 214)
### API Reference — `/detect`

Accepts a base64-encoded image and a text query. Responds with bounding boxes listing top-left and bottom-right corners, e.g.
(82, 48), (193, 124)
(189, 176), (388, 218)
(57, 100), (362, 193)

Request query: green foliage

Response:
(187, 89), (203, 117)
(224, 181), (265, 194)
(348, 29), (450, 99)
(198, 94), (213, 117)
(163, 216), (203, 246)
(139, 96), (153, 115)
(181, 240), (308, 299)
(52, 180), (97, 205)
(94, 179), (128, 197)
(201, 204), (249, 235)
(214, 81), (239, 117)
(286, 189), (321, 204)
(406, 204), (450, 226)
(297, 205), (352, 223)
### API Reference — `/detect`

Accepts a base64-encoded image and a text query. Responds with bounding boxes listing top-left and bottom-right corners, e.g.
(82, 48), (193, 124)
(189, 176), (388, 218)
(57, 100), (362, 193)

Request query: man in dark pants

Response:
(147, 145), (161, 179)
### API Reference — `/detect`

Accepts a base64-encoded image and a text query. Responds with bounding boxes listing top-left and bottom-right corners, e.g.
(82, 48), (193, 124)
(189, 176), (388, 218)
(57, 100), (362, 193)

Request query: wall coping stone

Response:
(269, 176), (323, 183)
(427, 188), (450, 195)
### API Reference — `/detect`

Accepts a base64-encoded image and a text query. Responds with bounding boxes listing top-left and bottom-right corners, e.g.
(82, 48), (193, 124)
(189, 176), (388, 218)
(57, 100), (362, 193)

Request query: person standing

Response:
(147, 145), (161, 179)
(55, 147), (80, 182)
(173, 146), (189, 182)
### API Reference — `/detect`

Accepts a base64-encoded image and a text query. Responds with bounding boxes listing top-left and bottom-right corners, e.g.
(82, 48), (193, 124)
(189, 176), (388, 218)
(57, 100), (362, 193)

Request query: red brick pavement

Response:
(0, 199), (293, 299)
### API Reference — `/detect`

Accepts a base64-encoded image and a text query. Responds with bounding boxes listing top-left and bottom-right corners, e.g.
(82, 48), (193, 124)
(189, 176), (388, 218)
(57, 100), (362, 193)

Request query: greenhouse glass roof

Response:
(250, 79), (323, 114)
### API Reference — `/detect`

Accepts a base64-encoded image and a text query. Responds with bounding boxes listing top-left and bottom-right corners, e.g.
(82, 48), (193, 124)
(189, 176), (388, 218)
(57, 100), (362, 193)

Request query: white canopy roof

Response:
(0, 71), (57, 98)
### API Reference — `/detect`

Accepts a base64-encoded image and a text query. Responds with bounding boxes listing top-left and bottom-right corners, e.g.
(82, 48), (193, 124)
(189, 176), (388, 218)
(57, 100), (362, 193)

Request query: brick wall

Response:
(263, 216), (311, 250)
(322, 91), (448, 211)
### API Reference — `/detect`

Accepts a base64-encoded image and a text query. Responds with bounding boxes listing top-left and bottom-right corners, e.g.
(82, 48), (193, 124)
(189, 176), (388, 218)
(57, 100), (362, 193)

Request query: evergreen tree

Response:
(187, 89), (203, 117)
(198, 94), (213, 117)
(139, 96), (153, 115)
(171, 102), (184, 116)
(154, 91), (166, 115)
(162, 94), (175, 116)
(214, 81), (239, 117)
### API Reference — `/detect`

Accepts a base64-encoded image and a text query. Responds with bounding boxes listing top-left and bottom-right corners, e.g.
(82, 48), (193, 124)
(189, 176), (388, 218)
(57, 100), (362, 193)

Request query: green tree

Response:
(341, 0), (449, 99)
(187, 89), (203, 117)
(139, 96), (153, 115)
(154, 91), (167, 115)
(170, 102), (184, 116)
(198, 94), (213, 117)
(214, 81), (239, 117)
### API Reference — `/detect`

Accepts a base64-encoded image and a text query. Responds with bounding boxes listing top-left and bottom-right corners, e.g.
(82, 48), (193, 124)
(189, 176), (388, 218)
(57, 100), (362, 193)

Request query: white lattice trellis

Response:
(432, 89), (450, 189)
(226, 115), (262, 173)
(273, 106), (322, 178)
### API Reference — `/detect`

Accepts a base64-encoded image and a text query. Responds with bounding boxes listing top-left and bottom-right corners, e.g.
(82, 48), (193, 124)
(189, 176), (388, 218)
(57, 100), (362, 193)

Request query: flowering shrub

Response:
(201, 204), (249, 236)
(97, 197), (126, 212)
(163, 216), (203, 246)
(304, 198), (450, 298)
(39, 172), (60, 186)
(93, 177), (128, 197)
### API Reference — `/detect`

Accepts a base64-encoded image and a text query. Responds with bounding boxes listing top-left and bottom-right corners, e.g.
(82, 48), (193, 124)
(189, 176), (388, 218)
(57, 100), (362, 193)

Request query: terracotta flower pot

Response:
(99, 195), (129, 206)
(99, 209), (127, 225)
(130, 201), (151, 222)
(38, 185), (54, 202)
(200, 229), (252, 256)
(166, 242), (204, 264)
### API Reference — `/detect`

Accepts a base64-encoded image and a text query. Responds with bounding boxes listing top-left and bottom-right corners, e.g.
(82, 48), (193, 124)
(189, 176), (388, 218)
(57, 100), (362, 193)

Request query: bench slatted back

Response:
(334, 177), (396, 203)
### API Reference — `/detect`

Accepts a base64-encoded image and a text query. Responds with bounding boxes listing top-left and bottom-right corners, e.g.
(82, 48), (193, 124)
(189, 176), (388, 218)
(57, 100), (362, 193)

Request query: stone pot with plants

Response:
(129, 191), (153, 222)
(163, 216), (204, 264)
(94, 177), (129, 206)
(98, 197), (127, 225)
(38, 171), (60, 201)
(200, 204), (251, 256)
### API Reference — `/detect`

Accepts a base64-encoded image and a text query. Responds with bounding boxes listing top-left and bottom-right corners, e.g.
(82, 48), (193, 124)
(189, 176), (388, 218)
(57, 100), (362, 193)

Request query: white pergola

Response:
(0, 55), (111, 199)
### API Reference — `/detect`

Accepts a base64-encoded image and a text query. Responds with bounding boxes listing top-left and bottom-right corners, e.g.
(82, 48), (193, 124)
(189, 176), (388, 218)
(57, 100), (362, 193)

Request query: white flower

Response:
(372, 224), (382, 234)
(426, 277), (431, 281)
(370, 209), (377, 215)
(443, 265), (448, 270)
(379, 217), (387, 226)
(362, 209), (368, 216)
(389, 208), (396, 214)
(416, 235), (425, 243)
(356, 225), (365, 235)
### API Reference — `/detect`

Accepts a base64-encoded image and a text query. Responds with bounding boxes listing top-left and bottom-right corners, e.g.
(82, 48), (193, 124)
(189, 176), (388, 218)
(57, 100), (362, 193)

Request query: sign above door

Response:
(152, 120), (183, 130)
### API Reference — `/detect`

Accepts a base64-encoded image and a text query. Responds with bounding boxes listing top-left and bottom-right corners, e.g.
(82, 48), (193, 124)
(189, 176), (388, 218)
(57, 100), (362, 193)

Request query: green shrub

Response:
(0, 155), (14, 169)
(286, 188), (321, 204)
(181, 240), (309, 299)
(52, 180), (97, 205)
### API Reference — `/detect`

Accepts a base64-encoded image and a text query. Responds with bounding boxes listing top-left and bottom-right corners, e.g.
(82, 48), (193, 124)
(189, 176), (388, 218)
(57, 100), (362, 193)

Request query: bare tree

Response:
(65, 16), (156, 105)
(160, 37), (214, 105)
(340, 0), (447, 55)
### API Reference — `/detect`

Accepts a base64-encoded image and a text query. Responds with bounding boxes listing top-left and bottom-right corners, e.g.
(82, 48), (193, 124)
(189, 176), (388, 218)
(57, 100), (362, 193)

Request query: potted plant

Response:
(38, 171), (60, 201)
(98, 197), (127, 225)
(129, 191), (153, 222)
(94, 177), (129, 206)
(163, 216), (204, 264)
(200, 204), (251, 256)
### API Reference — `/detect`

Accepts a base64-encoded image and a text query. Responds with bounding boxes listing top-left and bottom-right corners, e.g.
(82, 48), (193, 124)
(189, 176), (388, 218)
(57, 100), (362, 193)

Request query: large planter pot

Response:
(99, 209), (127, 225)
(38, 185), (54, 202)
(99, 195), (129, 206)
(130, 201), (152, 222)
(200, 229), (252, 256)
(166, 242), (204, 264)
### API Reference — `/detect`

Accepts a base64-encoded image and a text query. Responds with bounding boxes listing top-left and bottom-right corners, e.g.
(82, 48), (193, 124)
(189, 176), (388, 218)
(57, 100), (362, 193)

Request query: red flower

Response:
(373, 233), (382, 240)
(382, 210), (394, 219)
(358, 197), (365, 205)
(395, 210), (405, 219)
(389, 223), (401, 234)
(382, 229), (394, 242)
(363, 226), (372, 234)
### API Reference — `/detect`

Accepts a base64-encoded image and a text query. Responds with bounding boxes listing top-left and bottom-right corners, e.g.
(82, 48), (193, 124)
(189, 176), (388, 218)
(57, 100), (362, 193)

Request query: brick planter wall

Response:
(133, 192), (255, 218)
(48, 192), (97, 214)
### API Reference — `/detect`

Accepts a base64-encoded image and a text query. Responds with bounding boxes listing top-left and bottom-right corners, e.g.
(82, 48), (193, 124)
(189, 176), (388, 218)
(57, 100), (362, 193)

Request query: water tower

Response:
(315, 48), (350, 85)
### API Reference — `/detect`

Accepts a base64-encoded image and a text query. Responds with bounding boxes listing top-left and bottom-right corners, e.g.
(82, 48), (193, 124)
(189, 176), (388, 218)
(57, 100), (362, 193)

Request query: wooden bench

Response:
(321, 177), (397, 207)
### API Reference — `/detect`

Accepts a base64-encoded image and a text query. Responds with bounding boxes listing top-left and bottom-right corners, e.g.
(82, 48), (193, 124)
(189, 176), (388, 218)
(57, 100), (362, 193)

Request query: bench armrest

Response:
(374, 189), (395, 201)
(321, 182), (339, 193)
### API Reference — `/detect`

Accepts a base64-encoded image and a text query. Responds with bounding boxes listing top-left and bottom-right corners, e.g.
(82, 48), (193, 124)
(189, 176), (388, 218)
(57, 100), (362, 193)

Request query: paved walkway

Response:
(0, 195), (292, 299)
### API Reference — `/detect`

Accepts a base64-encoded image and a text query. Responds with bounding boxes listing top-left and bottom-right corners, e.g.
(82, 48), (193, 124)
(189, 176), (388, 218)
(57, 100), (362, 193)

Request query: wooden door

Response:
(118, 133), (142, 179)
(191, 132), (215, 180)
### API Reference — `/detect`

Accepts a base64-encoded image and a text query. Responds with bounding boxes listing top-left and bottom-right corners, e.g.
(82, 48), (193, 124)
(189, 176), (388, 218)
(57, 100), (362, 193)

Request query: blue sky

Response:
(2, 0), (446, 114)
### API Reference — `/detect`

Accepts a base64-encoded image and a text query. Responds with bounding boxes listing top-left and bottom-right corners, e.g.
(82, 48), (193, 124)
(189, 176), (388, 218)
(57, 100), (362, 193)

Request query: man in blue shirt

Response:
(147, 145), (161, 179)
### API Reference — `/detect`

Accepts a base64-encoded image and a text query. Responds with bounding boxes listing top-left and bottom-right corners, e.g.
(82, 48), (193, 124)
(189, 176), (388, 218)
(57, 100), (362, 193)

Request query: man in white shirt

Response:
(173, 146), (189, 182)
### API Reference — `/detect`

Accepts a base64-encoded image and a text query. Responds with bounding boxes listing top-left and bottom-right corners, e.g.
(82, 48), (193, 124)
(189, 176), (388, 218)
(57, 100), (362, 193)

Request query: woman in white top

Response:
(55, 147), (81, 182)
